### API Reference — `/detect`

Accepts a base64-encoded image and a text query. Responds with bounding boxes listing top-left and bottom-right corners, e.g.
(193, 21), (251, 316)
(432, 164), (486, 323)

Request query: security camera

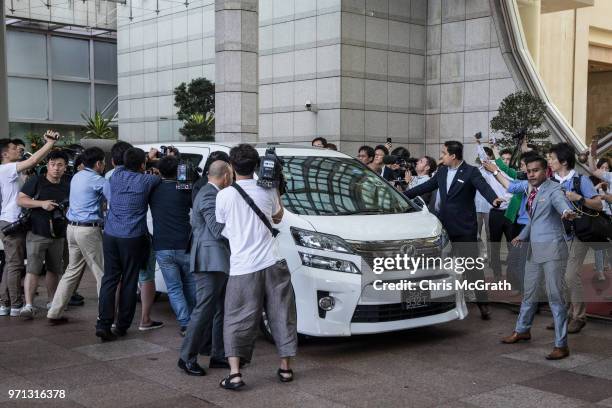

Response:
(305, 100), (312, 111)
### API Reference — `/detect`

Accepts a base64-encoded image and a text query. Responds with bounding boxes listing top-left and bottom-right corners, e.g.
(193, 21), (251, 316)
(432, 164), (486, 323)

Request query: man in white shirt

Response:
(0, 132), (58, 316)
(215, 144), (297, 390)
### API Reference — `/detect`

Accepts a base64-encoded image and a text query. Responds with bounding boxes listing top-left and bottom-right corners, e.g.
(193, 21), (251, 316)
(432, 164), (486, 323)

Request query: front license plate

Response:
(401, 289), (430, 309)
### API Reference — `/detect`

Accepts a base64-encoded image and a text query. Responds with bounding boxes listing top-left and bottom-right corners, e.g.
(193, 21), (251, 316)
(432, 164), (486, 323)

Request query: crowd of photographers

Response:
(0, 133), (294, 390)
(0, 129), (610, 384)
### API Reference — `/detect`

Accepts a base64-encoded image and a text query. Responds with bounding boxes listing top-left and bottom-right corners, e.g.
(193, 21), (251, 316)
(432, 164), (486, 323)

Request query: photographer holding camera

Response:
(216, 144), (297, 390)
(17, 150), (71, 319)
(0, 131), (58, 317)
(47, 147), (106, 324)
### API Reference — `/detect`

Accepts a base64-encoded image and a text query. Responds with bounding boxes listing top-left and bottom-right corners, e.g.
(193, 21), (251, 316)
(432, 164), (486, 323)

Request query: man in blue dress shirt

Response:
(47, 147), (107, 324)
(96, 148), (160, 341)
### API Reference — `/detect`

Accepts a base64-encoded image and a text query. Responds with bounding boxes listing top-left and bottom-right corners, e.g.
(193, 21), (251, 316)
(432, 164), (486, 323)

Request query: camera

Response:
(257, 147), (286, 195)
(0, 214), (31, 236)
(474, 131), (482, 140)
(156, 145), (179, 158)
(53, 199), (70, 220)
(176, 161), (200, 190)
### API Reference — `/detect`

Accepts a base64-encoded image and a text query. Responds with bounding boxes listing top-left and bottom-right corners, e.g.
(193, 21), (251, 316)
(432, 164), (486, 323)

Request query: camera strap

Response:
(232, 182), (279, 238)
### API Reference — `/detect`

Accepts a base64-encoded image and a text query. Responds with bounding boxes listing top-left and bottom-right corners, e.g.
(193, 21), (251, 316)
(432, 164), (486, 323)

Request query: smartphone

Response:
(386, 137), (392, 144)
(474, 132), (482, 140)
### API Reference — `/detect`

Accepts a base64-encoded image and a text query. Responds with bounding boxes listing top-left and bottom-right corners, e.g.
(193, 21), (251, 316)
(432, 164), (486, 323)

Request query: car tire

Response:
(259, 309), (309, 344)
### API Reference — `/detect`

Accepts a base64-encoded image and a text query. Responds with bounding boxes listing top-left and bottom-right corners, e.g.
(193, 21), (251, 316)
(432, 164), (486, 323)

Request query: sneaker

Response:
(46, 302), (52, 310)
(138, 321), (164, 331)
(0, 306), (9, 316)
(597, 271), (606, 281)
(19, 305), (34, 320)
(10, 307), (22, 317)
(180, 326), (187, 337)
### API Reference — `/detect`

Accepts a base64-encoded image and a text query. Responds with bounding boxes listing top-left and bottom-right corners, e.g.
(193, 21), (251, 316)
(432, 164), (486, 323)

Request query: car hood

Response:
(298, 211), (442, 241)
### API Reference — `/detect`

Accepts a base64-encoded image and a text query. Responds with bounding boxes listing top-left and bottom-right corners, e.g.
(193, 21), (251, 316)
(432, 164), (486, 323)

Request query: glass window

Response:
(8, 78), (48, 120)
(52, 81), (90, 122)
(51, 36), (90, 79)
(7, 31), (47, 77)
(94, 42), (117, 81)
(95, 85), (118, 118)
(280, 156), (417, 216)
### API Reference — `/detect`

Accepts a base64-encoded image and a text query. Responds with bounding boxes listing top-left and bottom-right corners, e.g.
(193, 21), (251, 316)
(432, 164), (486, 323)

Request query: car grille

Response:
(351, 294), (456, 323)
(347, 238), (441, 269)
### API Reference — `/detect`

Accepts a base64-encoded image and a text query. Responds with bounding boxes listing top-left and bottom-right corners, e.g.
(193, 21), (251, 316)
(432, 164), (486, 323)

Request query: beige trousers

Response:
(47, 225), (104, 319)
(565, 238), (589, 322)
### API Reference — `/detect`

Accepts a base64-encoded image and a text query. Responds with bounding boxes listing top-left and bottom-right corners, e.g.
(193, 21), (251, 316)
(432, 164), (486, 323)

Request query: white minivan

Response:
(137, 142), (467, 337)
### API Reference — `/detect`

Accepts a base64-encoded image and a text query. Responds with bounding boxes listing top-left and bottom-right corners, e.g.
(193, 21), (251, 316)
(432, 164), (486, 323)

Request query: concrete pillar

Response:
(518, 0), (542, 67)
(214, 0), (258, 143)
(0, 5), (9, 137)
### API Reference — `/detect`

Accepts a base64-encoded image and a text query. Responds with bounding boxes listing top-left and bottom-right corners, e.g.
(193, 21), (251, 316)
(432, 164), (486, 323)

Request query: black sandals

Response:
(277, 368), (294, 383)
(219, 373), (245, 390)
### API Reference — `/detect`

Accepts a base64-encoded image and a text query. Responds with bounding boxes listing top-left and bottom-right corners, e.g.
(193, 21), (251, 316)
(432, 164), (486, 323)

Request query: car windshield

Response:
(280, 156), (418, 216)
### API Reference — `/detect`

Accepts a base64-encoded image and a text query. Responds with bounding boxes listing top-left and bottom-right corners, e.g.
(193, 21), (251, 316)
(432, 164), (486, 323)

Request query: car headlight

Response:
(291, 227), (354, 253)
(299, 252), (360, 274)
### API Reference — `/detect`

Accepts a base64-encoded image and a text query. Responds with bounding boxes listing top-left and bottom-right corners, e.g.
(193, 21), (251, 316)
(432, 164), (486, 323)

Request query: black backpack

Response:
(552, 175), (612, 249)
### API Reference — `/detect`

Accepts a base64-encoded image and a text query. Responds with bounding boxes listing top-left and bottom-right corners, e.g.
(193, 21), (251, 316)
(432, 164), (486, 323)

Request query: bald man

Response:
(179, 160), (234, 376)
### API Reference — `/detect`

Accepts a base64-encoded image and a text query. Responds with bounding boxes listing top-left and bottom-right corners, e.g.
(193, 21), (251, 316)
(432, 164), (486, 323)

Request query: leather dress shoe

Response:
(95, 328), (117, 342)
(546, 347), (570, 360)
(501, 331), (531, 344)
(478, 304), (491, 320)
(209, 358), (231, 369)
(178, 359), (206, 376)
(112, 327), (127, 337)
(568, 320), (585, 334)
(48, 317), (69, 325)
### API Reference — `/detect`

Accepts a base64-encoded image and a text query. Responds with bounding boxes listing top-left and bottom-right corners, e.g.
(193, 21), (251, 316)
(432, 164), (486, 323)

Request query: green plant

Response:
(490, 91), (551, 153)
(25, 131), (44, 153)
(81, 111), (116, 139)
(174, 77), (215, 141)
(180, 112), (215, 141)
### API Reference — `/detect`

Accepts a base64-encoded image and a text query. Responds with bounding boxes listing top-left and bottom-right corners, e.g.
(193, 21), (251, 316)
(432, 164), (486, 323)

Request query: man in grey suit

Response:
(501, 155), (577, 360)
(178, 160), (234, 376)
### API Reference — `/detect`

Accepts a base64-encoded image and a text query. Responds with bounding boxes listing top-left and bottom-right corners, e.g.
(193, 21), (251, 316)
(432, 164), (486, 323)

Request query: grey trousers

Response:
(516, 258), (569, 348)
(180, 271), (227, 363)
(223, 260), (298, 362)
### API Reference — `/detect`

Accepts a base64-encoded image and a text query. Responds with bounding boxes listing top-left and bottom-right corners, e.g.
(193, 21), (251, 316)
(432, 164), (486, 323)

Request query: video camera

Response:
(257, 147), (287, 195)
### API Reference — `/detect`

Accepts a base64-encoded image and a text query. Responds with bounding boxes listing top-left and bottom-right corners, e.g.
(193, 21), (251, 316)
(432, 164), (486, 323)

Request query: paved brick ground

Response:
(0, 272), (610, 408)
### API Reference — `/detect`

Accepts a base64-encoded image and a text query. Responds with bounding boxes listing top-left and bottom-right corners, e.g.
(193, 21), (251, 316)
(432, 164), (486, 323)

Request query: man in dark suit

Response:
(404, 141), (504, 319)
(178, 160), (233, 376)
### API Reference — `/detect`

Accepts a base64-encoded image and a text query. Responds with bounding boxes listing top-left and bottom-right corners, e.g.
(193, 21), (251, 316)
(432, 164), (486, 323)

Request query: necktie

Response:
(527, 187), (538, 216)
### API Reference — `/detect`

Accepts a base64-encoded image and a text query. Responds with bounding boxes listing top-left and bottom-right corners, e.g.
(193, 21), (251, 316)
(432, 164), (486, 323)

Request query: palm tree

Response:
(81, 112), (116, 139)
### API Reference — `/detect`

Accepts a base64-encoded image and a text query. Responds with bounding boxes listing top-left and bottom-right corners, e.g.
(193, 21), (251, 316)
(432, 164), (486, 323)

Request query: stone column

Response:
(0, 5), (9, 137)
(517, 0), (541, 67)
(214, 0), (258, 143)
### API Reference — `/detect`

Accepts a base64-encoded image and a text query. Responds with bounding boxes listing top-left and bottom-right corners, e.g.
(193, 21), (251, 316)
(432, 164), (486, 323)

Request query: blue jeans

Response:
(155, 249), (196, 327)
(594, 249), (610, 273)
(516, 259), (568, 348)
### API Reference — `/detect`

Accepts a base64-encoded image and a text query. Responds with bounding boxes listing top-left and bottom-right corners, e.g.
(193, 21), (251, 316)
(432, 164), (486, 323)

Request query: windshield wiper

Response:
(330, 210), (386, 215)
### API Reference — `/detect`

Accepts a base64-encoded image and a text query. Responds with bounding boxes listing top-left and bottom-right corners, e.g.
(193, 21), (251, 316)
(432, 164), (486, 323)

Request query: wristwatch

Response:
(577, 197), (585, 206)
(493, 170), (499, 176)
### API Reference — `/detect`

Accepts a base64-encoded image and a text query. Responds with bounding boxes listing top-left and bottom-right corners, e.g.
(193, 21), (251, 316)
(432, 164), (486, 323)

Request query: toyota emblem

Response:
(400, 244), (416, 257)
